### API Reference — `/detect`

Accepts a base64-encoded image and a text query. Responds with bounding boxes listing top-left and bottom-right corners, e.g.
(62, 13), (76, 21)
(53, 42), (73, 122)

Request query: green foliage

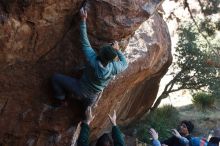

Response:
(192, 92), (215, 111)
(200, 18), (216, 36)
(209, 81), (220, 99)
(172, 18), (220, 95)
(200, 0), (220, 15)
(172, 21), (220, 108)
(153, 16), (220, 110)
(134, 105), (180, 143)
(172, 22), (217, 91)
(216, 20), (220, 31)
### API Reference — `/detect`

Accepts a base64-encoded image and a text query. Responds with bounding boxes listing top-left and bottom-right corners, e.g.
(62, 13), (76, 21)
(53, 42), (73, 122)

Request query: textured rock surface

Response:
(0, 0), (171, 145)
(90, 13), (172, 139)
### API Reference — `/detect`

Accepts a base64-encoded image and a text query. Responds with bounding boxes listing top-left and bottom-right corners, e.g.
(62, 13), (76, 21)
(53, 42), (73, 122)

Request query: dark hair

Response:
(96, 133), (113, 146)
(209, 137), (220, 145)
(98, 45), (117, 66)
(181, 120), (194, 134)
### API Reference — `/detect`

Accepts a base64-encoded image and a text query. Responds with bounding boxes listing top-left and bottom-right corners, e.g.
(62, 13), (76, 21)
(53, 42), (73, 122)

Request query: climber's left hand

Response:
(80, 7), (87, 21)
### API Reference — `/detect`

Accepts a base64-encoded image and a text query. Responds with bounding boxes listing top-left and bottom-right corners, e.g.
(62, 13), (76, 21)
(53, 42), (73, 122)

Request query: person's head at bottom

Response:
(96, 133), (113, 146)
(179, 120), (194, 136)
(96, 110), (117, 146)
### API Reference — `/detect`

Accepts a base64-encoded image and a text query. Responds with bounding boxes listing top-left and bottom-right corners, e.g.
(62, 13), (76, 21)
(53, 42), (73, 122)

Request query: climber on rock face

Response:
(51, 7), (128, 108)
(77, 107), (126, 146)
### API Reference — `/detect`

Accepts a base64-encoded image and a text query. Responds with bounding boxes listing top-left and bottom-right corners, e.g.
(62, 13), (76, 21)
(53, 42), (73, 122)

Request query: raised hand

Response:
(149, 128), (159, 140)
(108, 110), (117, 126)
(84, 106), (95, 125)
(171, 129), (181, 138)
(80, 7), (87, 21)
(112, 41), (120, 51)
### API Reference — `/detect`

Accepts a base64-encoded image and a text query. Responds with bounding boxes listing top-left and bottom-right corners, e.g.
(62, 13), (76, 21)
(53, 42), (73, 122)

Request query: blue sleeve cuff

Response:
(152, 140), (161, 146)
(179, 136), (189, 144)
(80, 21), (86, 25)
(116, 50), (123, 55)
(81, 122), (89, 129)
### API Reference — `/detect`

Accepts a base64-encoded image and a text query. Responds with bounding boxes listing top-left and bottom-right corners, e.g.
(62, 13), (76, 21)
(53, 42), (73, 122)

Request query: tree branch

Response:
(183, 0), (211, 47)
(197, 0), (204, 12)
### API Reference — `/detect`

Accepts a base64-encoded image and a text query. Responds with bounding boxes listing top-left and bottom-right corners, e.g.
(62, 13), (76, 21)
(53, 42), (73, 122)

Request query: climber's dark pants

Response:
(51, 73), (100, 107)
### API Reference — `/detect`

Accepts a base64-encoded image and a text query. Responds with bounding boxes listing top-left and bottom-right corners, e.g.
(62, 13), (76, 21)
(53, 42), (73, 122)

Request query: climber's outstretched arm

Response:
(79, 8), (97, 64)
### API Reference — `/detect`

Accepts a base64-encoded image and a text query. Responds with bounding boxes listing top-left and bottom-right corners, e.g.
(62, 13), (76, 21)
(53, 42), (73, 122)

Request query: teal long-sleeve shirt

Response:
(77, 123), (126, 146)
(79, 21), (128, 93)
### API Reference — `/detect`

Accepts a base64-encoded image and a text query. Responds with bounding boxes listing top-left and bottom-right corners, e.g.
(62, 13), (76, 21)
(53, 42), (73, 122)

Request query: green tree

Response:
(151, 20), (220, 110)
(151, 0), (220, 110)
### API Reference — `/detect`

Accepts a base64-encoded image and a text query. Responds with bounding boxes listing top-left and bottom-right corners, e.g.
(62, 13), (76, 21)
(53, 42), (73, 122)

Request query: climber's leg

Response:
(51, 73), (82, 100)
(91, 91), (103, 108)
(81, 91), (101, 109)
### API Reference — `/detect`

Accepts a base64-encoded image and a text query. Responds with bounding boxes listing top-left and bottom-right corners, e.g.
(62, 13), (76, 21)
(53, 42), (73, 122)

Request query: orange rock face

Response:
(0, 0), (171, 145)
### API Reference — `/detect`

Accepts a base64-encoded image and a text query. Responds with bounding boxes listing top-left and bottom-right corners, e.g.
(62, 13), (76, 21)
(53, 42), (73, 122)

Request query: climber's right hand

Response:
(80, 7), (87, 21)
(112, 41), (120, 51)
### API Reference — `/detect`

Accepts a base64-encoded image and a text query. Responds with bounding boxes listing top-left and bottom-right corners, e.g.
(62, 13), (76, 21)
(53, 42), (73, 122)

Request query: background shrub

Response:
(192, 92), (215, 111)
(129, 105), (180, 143)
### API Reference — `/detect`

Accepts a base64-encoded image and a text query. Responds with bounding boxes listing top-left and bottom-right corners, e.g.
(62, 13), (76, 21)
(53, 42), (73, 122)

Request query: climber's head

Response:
(96, 133), (113, 146)
(98, 45), (117, 66)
